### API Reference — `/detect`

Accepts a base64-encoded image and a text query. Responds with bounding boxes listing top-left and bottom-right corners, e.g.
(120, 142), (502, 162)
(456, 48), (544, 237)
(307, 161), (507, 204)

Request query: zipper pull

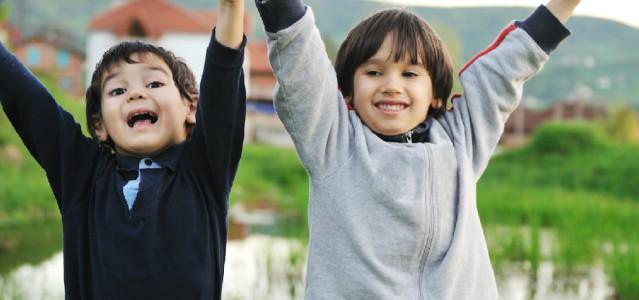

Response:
(406, 130), (413, 143)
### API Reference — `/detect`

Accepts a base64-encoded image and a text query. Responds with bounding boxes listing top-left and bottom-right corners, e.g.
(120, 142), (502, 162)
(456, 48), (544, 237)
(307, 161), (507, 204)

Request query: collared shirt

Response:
(122, 158), (163, 210)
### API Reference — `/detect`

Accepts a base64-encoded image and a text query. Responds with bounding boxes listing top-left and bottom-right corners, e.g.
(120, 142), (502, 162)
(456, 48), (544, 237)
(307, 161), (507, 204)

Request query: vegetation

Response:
(0, 75), (84, 227)
(479, 122), (639, 299)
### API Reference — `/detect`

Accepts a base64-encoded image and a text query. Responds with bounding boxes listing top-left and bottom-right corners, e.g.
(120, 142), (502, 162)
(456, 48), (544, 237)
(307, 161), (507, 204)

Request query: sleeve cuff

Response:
(255, 0), (307, 33)
(208, 29), (247, 67)
(515, 5), (571, 54)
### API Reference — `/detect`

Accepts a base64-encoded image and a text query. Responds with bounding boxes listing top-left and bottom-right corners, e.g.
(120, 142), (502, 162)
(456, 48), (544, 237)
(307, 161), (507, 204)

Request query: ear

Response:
(185, 97), (198, 125)
(93, 118), (109, 142)
(431, 98), (443, 109)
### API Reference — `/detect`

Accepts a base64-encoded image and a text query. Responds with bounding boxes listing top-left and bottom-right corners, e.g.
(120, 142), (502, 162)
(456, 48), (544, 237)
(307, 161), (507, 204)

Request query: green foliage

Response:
(487, 126), (639, 200)
(480, 127), (639, 297)
(527, 122), (609, 155)
(0, 220), (62, 275)
(231, 145), (308, 211)
(607, 245), (639, 300)
(606, 106), (639, 143)
(0, 2), (9, 22)
(0, 73), (85, 225)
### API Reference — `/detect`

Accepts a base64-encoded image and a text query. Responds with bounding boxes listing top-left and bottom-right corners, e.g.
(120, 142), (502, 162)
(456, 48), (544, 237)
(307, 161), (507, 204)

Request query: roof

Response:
(0, 21), (22, 44)
(90, 0), (216, 38)
(14, 28), (85, 56)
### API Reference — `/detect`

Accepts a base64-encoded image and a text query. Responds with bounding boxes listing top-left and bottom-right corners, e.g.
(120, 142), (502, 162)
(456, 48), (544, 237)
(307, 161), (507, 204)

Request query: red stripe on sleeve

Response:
(458, 23), (517, 76)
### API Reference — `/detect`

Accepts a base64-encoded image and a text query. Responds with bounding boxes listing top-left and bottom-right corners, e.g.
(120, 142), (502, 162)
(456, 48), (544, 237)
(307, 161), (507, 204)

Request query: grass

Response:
(0, 75), (85, 226)
(478, 122), (639, 299)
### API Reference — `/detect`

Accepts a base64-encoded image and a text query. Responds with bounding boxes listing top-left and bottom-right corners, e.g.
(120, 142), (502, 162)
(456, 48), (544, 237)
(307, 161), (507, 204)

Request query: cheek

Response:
(99, 103), (119, 125)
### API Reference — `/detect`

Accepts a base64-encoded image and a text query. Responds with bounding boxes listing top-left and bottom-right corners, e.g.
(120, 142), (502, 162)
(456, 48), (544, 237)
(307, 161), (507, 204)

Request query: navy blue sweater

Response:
(0, 34), (246, 299)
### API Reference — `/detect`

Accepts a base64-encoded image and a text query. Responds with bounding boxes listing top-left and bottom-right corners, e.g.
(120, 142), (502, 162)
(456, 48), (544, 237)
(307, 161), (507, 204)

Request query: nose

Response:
(127, 89), (146, 101)
(381, 73), (402, 96)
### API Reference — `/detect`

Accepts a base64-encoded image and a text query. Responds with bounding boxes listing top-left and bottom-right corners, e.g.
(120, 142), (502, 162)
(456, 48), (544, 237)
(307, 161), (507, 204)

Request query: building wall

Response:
(14, 40), (85, 96)
(86, 32), (251, 96)
(86, 31), (117, 85)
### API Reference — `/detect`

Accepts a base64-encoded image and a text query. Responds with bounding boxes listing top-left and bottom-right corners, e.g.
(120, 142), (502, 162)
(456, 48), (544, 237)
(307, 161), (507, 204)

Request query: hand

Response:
(546, 0), (581, 23)
(216, 0), (244, 48)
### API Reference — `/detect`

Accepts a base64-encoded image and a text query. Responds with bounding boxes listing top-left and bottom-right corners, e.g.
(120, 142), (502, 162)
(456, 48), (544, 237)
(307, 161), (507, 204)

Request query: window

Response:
(26, 46), (40, 66)
(57, 50), (70, 69)
(59, 77), (71, 91)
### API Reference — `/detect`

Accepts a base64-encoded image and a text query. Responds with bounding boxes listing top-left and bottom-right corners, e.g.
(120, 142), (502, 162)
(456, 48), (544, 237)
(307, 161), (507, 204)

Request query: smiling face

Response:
(94, 53), (196, 156)
(350, 34), (441, 136)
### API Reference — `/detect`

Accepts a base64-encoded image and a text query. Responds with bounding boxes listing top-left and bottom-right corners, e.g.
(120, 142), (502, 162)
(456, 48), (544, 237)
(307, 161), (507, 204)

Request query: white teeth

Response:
(378, 104), (406, 111)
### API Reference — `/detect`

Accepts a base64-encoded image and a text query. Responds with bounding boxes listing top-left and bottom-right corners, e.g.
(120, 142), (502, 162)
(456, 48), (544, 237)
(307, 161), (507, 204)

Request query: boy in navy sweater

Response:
(0, 0), (245, 299)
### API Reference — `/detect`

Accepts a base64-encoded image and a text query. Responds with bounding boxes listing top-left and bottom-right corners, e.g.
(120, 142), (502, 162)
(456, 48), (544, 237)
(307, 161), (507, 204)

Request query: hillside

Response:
(3, 0), (638, 106)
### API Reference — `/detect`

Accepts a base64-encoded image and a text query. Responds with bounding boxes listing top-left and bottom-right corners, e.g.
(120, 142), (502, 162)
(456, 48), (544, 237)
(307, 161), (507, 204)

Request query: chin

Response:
(373, 124), (410, 136)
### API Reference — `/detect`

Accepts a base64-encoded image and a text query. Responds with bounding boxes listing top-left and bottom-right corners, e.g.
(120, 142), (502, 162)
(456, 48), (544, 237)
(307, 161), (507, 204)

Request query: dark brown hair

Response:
(85, 41), (198, 149)
(335, 8), (454, 118)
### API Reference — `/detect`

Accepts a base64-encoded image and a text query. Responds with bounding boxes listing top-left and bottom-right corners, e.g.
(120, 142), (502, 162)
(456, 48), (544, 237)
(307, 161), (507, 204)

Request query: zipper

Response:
(417, 146), (436, 300)
(405, 130), (413, 143)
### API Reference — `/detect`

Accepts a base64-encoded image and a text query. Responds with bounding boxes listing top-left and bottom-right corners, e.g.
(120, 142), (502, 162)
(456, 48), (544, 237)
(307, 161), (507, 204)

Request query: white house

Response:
(86, 0), (250, 89)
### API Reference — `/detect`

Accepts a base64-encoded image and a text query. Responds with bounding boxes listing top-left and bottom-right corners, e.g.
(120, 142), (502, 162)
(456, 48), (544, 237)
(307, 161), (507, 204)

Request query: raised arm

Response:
(186, 0), (246, 212)
(215, 0), (245, 49)
(0, 42), (99, 211)
(255, 0), (353, 178)
(440, 4), (574, 179)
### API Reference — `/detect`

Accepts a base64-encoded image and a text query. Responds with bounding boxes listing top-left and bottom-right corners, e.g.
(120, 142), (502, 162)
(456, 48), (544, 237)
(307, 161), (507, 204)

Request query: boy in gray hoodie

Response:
(255, 0), (580, 298)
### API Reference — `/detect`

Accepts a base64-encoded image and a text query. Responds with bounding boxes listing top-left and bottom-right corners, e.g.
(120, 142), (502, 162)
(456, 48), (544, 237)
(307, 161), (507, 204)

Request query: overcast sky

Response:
(376, 0), (639, 28)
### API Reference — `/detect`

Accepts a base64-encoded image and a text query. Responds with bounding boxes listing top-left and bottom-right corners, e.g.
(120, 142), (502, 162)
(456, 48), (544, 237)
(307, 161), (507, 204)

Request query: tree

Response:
(606, 105), (639, 143)
(0, 1), (9, 22)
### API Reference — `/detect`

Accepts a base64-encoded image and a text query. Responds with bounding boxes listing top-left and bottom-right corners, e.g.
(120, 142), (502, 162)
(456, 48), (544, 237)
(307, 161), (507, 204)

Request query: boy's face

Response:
(95, 53), (196, 156)
(349, 34), (441, 136)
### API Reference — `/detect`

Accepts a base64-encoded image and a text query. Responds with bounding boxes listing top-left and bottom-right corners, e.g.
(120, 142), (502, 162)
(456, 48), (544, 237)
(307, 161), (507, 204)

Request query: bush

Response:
(528, 122), (609, 155)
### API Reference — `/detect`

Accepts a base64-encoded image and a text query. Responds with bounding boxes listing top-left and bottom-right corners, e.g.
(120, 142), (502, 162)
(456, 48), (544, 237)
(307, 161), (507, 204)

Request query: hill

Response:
(3, 0), (638, 106)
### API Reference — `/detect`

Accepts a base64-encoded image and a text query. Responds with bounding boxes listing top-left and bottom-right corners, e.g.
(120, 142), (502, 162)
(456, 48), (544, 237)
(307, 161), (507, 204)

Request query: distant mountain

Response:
(4, 0), (638, 107)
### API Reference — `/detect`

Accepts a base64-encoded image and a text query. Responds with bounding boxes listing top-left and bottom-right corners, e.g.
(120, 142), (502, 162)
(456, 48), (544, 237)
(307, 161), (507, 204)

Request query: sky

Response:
(376, 0), (639, 28)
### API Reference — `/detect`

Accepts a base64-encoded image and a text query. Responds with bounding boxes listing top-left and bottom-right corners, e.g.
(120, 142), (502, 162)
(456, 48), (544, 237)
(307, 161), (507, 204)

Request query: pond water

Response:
(0, 222), (616, 299)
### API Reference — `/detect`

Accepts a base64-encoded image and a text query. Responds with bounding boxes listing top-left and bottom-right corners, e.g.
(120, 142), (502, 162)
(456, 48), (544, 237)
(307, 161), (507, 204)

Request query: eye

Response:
(403, 71), (419, 78)
(108, 88), (126, 96)
(147, 81), (164, 88)
(365, 70), (382, 77)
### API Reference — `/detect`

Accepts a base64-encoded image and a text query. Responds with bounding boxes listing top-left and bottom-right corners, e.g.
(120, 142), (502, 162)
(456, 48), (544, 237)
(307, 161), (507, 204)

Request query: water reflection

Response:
(0, 223), (616, 299)
(0, 252), (64, 300)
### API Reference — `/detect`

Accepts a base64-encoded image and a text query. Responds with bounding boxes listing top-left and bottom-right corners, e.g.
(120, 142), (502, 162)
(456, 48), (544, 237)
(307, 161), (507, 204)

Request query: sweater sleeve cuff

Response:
(209, 29), (247, 67)
(515, 5), (571, 54)
(255, 0), (307, 33)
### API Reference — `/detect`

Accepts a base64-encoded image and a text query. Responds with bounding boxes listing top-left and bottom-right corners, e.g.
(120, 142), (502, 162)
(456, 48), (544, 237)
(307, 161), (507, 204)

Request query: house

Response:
(87, 0), (250, 88)
(0, 21), (22, 46)
(244, 40), (293, 147)
(12, 30), (86, 97)
(88, 0), (292, 147)
(502, 99), (608, 146)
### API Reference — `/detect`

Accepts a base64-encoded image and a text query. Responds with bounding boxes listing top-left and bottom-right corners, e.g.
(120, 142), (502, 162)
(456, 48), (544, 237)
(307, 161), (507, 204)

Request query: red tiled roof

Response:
(90, 0), (216, 38)
(1, 21), (23, 44)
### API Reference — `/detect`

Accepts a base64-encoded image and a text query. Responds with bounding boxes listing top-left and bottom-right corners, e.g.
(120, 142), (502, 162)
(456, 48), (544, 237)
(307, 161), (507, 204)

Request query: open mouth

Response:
(127, 111), (158, 128)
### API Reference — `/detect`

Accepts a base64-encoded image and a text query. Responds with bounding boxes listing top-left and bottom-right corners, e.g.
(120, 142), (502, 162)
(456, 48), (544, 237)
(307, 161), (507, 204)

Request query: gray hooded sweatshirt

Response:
(260, 3), (569, 299)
